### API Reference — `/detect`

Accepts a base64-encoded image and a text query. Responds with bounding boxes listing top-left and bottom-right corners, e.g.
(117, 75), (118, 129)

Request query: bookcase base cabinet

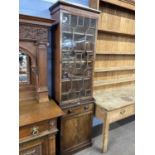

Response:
(58, 103), (93, 155)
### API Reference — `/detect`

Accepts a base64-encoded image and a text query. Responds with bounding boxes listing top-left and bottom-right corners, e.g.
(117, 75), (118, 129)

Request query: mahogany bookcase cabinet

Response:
(49, 1), (99, 155)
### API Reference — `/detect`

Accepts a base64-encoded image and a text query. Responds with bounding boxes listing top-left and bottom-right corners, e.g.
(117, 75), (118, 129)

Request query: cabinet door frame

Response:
(20, 137), (48, 155)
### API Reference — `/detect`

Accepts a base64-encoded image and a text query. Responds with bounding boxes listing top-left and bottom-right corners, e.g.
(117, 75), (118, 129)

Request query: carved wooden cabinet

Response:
(49, 1), (99, 154)
(19, 15), (64, 155)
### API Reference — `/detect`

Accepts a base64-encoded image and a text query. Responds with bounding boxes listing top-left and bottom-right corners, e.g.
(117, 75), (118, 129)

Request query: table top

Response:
(94, 85), (135, 111)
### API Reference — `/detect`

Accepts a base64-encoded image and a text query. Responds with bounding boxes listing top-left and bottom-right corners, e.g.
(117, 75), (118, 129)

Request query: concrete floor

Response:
(74, 118), (135, 155)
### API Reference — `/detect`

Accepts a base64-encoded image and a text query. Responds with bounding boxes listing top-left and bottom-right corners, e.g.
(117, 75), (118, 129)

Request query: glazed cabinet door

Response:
(61, 12), (97, 106)
(60, 110), (93, 154)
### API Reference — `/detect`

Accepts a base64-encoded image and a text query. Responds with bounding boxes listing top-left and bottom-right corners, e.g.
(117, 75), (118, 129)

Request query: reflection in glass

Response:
(74, 34), (85, 50)
(62, 13), (70, 24)
(71, 15), (77, 27)
(62, 33), (73, 50)
(19, 52), (30, 84)
(90, 19), (96, 28)
(78, 16), (84, 26)
(61, 13), (97, 103)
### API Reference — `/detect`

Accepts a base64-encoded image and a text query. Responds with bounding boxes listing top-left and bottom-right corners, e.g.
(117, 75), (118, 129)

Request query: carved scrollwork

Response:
(19, 23), (48, 42)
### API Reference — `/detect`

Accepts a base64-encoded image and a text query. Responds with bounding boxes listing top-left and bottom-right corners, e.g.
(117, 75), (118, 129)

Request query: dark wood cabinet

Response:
(61, 104), (93, 154)
(49, 1), (99, 154)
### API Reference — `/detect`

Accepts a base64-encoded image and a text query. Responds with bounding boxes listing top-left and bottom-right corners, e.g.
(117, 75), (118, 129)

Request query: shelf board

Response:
(94, 66), (135, 72)
(94, 77), (135, 87)
(96, 52), (135, 55)
(98, 28), (135, 37)
(100, 0), (135, 11)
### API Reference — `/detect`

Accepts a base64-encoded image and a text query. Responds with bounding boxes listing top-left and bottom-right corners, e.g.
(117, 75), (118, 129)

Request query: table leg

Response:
(102, 112), (109, 153)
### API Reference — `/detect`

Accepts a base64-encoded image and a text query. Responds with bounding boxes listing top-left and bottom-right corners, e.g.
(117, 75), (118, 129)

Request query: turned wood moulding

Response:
(19, 14), (55, 103)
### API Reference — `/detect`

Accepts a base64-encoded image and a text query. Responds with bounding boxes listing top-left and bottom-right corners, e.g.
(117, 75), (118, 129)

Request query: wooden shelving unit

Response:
(89, 0), (135, 153)
(90, 0), (135, 91)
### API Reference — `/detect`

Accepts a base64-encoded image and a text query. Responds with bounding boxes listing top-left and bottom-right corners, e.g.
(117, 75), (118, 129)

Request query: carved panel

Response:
(19, 23), (48, 42)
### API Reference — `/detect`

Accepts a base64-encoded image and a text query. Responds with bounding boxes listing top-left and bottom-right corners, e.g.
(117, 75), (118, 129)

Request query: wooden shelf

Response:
(100, 0), (135, 11)
(96, 52), (135, 55)
(98, 28), (135, 37)
(94, 66), (135, 73)
(94, 77), (135, 87)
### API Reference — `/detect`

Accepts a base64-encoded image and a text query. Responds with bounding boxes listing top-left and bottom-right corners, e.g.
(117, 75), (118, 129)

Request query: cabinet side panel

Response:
(51, 9), (62, 104)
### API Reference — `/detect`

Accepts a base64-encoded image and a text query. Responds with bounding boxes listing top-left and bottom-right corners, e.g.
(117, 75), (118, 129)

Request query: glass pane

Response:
(62, 13), (70, 24)
(90, 18), (96, 28)
(74, 34), (85, 50)
(86, 36), (95, 51)
(78, 16), (84, 26)
(84, 17), (90, 28)
(86, 28), (95, 35)
(62, 25), (73, 33)
(74, 26), (86, 34)
(71, 15), (77, 27)
(62, 33), (73, 50)
(19, 52), (30, 84)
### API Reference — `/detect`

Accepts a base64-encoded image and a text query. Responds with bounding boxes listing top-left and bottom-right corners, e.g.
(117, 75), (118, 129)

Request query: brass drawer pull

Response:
(120, 109), (126, 115)
(84, 105), (89, 110)
(32, 126), (39, 136)
(68, 109), (73, 114)
(49, 120), (56, 127)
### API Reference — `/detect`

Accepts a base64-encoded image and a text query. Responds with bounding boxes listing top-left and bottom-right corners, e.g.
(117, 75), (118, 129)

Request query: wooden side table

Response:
(94, 86), (135, 152)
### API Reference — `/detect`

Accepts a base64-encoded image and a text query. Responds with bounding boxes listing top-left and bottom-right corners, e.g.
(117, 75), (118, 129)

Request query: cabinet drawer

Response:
(20, 119), (56, 139)
(63, 104), (93, 116)
(109, 104), (135, 123)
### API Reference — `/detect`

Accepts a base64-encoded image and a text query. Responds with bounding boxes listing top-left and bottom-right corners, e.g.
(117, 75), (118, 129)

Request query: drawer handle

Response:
(23, 149), (35, 155)
(32, 126), (39, 136)
(49, 120), (56, 127)
(84, 105), (89, 110)
(68, 109), (73, 114)
(120, 109), (126, 115)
